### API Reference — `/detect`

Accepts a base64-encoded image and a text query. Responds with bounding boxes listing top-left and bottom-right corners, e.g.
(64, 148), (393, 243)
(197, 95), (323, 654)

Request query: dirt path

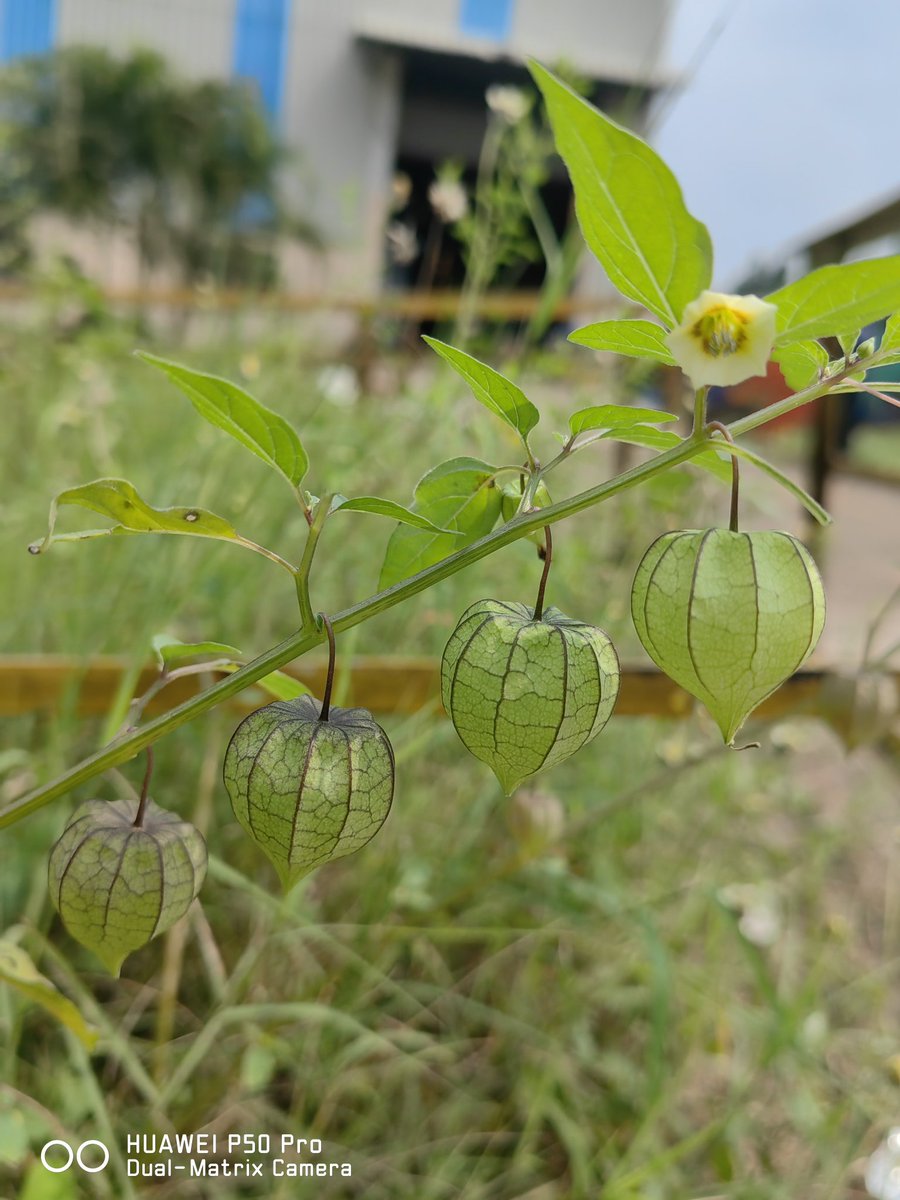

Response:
(815, 475), (899, 666)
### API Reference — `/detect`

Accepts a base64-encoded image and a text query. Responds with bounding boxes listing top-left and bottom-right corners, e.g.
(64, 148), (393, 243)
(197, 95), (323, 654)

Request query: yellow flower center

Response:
(691, 306), (748, 359)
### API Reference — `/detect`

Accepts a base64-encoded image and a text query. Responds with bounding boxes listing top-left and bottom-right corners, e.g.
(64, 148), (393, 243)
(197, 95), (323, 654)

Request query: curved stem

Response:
(532, 527), (553, 620)
(234, 536), (297, 576)
(294, 494), (332, 630)
(317, 615), (336, 721)
(133, 746), (153, 828)
(707, 420), (739, 532)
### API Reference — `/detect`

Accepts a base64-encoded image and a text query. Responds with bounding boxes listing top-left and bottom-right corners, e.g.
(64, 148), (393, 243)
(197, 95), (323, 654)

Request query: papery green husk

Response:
(631, 528), (825, 743)
(441, 599), (620, 794)
(224, 695), (394, 890)
(48, 797), (207, 975)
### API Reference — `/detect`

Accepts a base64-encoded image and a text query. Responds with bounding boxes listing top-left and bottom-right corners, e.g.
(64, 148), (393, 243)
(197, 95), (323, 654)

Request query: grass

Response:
(1, 312), (898, 1197)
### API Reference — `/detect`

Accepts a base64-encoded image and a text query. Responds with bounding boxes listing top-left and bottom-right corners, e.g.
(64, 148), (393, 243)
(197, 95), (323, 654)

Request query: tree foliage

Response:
(0, 46), (316, 285)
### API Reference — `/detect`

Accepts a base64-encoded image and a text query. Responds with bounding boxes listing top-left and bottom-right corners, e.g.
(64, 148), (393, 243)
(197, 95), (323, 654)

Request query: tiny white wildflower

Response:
(866, 1128), (900, 1200)
(485, 84), (530, 124)
(428, 178), (468, 224)
(386, 221), (418, 266)
(666, 290), (777, 388)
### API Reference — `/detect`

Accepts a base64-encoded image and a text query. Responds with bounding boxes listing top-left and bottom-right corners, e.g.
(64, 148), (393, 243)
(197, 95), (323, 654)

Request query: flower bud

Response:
(224, 696), (394, 890)
(631, 529), (825, 743)
(48, 797), (207, 975)
(442, 599), (620, 794)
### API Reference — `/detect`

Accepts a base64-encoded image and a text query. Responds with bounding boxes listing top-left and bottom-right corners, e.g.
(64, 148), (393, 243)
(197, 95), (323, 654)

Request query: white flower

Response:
(386, 221), (418, 266)
(866, 1128), (900, 1199)
(718, 883), (782, 947)
(666, 290), (777, 388)
(428, 178), (468, 224)
(485, 84), (530, 124)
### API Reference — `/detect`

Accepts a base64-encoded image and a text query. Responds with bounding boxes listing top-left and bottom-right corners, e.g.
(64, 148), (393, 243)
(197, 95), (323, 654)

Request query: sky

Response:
(652, 0), (900, 285)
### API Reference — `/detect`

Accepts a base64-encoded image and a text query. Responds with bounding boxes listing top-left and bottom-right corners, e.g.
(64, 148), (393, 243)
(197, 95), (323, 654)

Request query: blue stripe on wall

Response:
(458, 0), (514, 40)
(232, 0), (290, 120)
(0, 0), (56, 62)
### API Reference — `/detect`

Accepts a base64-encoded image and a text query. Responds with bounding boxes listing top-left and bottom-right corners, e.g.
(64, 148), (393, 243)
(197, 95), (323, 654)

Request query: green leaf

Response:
(0, 933), (98, 1049)
(767, 257), (900, 345)
(530, 61), (712, 326)
(569, 319), (676, 364)
(568, 404), (677, 436)
(873, 311), (900, 366)
(379, 457), (502, 590)
(29, 478), (242, 554)
(152, 635), (242, 669)
(710, 440), (832, 526)
(422, 337), (540, 442)
(330, 495), (457, 533)
(137, 351), (309, 491)
(19, 1159), (79, 1200)
(772, 340), (829, 390)
(597, 427), (732, 483)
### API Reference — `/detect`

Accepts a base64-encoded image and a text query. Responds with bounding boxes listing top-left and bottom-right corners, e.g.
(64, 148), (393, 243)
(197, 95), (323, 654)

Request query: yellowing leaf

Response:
(30, 478), (241, 554)
(0, 934), (98, 1049)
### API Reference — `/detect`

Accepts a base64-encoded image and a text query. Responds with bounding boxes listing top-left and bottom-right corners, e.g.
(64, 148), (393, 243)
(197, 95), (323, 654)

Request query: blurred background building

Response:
(0, 0), (673, 293)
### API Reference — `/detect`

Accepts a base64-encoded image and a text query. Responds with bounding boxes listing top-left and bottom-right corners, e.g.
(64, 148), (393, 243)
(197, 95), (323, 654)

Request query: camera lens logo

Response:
(40, 1140), (109, 1173)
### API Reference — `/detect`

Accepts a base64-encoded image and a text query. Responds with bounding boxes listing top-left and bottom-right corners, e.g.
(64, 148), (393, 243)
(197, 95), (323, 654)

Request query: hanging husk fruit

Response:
(223, 695), (394, 890)
(48, 797), (207, 975)
(441, 599), (620, 794)
(631, 528), (825, 744)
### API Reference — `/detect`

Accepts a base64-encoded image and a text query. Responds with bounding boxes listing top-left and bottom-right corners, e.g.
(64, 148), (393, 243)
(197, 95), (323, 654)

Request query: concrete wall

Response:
(356, 0), (671, 83)
(41, 0), (672, 295)
(57, 0), (234, 81)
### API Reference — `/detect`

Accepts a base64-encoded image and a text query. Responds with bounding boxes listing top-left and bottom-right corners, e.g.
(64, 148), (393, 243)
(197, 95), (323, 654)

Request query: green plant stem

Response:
(235, 535), (296, 575)
(532, 527), (553, 620)
(0, 356), (884, 832)
(691, 387), (708, 434)
(706, 420), (739, 531)
(133, 745), (153, 827)
(727, 349), (889, 437)
(318, 614), (336, 721)
(293, 493), (332, 629)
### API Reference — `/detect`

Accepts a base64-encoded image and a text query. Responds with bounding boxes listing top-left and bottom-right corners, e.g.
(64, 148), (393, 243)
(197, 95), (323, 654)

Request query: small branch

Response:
(233, 536), (296, 575)
(691, 387), (708, 436)
(317, 614), (336, 722)
(133, 746), (154, 828)
(856, 381), (900, 410)
(707, 420), (740, 532)
(726, 345), (893, 438)
(532, 527), (553, 620)
(294, 494), (332, 630)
